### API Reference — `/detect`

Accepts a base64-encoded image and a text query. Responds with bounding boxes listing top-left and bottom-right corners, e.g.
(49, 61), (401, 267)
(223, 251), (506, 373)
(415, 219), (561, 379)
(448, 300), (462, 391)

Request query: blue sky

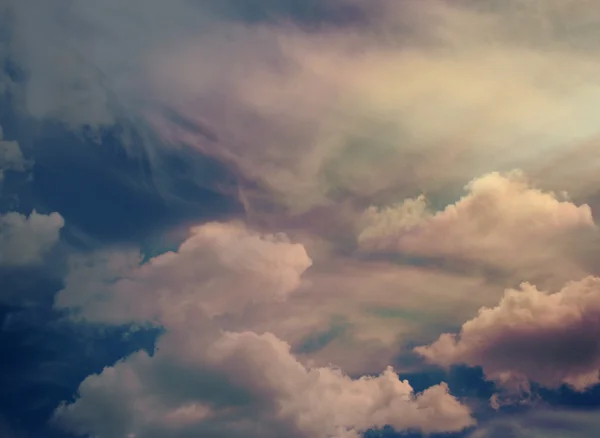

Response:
(2, 1), (600, 437)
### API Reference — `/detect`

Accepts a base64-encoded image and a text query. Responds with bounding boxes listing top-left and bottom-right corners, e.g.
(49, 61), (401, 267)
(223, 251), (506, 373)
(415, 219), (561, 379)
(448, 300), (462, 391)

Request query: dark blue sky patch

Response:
(16, 118), (242, 246)
(398, 365), (496, 400)
(364, 424), (473, 438)
(538, 383), (600, 409)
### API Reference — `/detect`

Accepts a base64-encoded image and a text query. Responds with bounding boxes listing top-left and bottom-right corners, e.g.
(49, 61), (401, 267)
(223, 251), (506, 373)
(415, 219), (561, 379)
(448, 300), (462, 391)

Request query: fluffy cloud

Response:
(55, 330), (474, 438)
(358, 171), (596, 283)
(0, 210), (64, 266)
(55, 221), (312, 325)
(195, 248), (498, 375)
(55, 220), (493, 376)
(0, 125), (30, 182)
(205, 332), (473, 437)
(415, 276), (600, 392)
(53, 221), (475, 437)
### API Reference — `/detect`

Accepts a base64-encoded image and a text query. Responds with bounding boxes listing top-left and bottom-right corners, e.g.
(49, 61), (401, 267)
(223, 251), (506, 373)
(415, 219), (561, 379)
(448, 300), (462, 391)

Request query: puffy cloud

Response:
(0, 125), (30, 182)
(57, 220), (486, 375)
(55, 219), (489, 375)
(0, 210), (64, 266)
(54, 221), (474, 437)
(358, 171), (596, 283)
(206, 331), (474, 437)
(415, 276), (600, 392)
(55, 221), (312, 325)
(54, 329), (474, 438)
(213, 255), (497, 375)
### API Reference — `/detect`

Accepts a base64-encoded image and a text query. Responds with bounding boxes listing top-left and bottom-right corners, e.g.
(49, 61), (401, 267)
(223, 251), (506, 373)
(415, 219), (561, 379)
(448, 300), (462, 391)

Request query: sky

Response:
(2, 0), (600, 437)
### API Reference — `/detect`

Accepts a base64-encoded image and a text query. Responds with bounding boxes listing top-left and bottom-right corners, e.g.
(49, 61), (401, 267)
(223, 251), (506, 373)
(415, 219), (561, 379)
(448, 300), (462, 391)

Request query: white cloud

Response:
(206, 331), (474, 437)
(56, 221), (487, 375)
(55, 221), (313, 325)
(54, 221), (475, 437)
(415, 276), (600, 392)
(54, 329), (474, 438)
(0, 210), (64, 266)
(358, 171), (596, 284)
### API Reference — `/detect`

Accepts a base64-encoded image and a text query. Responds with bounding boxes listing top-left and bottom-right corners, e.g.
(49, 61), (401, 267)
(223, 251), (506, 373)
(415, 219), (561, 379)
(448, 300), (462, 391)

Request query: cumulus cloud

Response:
(54, 220), (487, 375)
(55, 221), (312, 325)
(0, 125), (30, 183)
(415, 276), (600, 392)
(53, 221), (475, 437)
(358, 171), (596, 283)
(0, 210), (64, 266)
(54, 329), (474, 438)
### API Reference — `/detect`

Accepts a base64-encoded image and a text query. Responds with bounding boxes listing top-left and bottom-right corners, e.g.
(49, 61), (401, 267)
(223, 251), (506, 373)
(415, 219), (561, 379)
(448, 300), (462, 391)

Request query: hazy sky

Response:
(2, 1), (600, 437)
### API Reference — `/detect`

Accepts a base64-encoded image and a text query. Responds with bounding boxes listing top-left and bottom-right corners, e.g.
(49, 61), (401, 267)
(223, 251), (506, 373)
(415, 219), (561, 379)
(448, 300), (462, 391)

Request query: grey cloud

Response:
(0, 124), (30, 182)
(0, 210), (64, 267)
(415, 276), (600, 392)
(54, 330), (474, 438)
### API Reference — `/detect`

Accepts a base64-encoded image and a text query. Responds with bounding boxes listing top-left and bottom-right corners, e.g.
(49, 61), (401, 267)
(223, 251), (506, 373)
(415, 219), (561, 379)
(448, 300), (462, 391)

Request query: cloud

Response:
(204, 254), (498, 375)
(55, 220), (489, 375)
(6, 2), (600, 435)
(146, 8), (600, 211)
(54, 329), (474, 438)
(415, 276), (600, 392)
(5, 0), (600, 213)
(0, 125), (30, 183)
(358, 171), (596, 284)
(53, 221), (475, 437)
(55, 221), (312, 325)
(0, 210), (64, 267)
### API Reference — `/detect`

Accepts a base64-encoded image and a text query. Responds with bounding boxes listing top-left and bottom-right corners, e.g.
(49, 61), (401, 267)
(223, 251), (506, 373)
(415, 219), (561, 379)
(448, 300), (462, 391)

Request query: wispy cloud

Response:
(5, 0), (600, 213)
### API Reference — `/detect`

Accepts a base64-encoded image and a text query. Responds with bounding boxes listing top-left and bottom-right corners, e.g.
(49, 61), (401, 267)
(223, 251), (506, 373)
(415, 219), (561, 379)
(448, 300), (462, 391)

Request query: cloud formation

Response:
(55, 330), (474, 438)
(0, 210), (64, 267)
(0, 125), (30, 183)
(55, 219), (494, 378)
(416, 276), (600, 392)
(53, 221), (474, 437)
(358, 171), (596, 283)
(5, 0), (600, 212)
(55, 221), (312, 324)
(4, 1), (600, 436)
